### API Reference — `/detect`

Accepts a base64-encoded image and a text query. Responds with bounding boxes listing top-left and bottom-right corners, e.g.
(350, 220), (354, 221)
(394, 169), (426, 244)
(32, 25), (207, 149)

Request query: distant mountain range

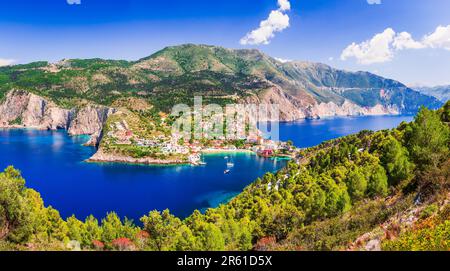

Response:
(413, 85), (450, 103)
(0, 44), (442, 121)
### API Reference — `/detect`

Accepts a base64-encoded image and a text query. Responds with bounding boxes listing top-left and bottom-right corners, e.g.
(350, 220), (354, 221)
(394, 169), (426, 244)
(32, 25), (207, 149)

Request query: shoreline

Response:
(86, 149), (189, 165)
(86, 148), (257, 166)
(200, 149), (254, 155)
(86, 158), (191, 167)
(273, 113), (413, 123)
(0, 126), (283, 166)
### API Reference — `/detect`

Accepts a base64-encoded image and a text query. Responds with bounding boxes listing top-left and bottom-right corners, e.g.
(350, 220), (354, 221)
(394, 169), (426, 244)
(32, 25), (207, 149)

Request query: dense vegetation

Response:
(0, 45), (270, 111)
(0, 103), (449, 251)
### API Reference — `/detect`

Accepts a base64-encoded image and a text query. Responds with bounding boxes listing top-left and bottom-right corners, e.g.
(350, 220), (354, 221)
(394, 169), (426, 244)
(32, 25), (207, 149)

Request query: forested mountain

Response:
(0, 44), (442, 120)
(1, 102), (448, 251)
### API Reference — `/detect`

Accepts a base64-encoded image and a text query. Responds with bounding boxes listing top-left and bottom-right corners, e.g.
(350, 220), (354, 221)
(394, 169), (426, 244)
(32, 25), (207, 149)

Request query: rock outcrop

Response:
(68, 105), (116, 146)
(0, 90), (71, 129)
(244, 87), (308, 121)
(244, 86), (400, 121)
(0, 88), (400, 140)
(0, 90), (114, 145)
(305, 100), (399, 119)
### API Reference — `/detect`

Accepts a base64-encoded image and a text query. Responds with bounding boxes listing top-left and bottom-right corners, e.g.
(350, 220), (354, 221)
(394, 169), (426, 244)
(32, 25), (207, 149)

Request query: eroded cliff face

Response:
(0, 88), (400, 145)
(68, 105), (116, 146)
(0, 90), (71, 129)
(245, 86), (400, 121)
(306, 100), (400, 119)
(0, 90), (114, 145)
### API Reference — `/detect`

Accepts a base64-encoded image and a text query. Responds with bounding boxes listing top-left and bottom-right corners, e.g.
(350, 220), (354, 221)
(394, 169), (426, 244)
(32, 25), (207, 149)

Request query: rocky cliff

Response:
(68, 105), (116, 146)
(0, 90), (114, 145)
(244, 86), (399, 121)
(0, 90), (71, 130)
(0, 88), (400, 134)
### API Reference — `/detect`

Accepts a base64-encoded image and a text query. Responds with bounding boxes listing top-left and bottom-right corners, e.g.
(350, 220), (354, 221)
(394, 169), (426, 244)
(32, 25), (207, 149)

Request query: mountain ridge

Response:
(414, 85), (450, 103)
(0, 44), (442, 121)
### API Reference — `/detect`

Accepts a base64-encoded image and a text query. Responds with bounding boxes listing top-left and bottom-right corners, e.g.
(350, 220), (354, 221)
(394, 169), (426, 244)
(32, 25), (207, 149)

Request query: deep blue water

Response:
(276, 115), (413, 148)
(0, 115), (413, 222)
(0, 129), (284, 221)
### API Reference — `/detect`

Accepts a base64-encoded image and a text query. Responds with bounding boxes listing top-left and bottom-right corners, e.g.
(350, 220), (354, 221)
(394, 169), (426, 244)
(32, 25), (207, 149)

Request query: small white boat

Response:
(224, 169), (231, 174)
(226, 156), (234, 168)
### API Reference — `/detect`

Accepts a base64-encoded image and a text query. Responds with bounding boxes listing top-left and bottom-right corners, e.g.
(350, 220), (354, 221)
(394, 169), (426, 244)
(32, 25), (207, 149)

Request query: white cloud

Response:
(341, 28), (396, 65)
(367, 0), (381, 4)
(341, 25), (450, 64)
(278, 0), (291, 11)
(240, 1), (291, 45)
(392, 32), (425, 50)
(0, 59), (15, 67)
(423, 25), (450, 50)
(275, 57), (291, 63)
(67, 0), (81, 5)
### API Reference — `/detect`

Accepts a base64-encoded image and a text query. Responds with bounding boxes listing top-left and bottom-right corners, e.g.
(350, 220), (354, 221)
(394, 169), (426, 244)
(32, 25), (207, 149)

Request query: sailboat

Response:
(226, 157), (234, 168)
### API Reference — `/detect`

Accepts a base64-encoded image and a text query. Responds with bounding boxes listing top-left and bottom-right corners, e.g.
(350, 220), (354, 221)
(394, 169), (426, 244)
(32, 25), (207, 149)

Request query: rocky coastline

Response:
(87, 149), (188, 165)
(0, 89), (406, 165)
(0, 90), (115, 146)
(244, 86), (400, 121)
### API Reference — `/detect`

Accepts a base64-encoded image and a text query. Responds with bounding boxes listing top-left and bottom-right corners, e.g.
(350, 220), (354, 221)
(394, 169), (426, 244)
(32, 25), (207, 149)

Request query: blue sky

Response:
(0, 0), (449, 86)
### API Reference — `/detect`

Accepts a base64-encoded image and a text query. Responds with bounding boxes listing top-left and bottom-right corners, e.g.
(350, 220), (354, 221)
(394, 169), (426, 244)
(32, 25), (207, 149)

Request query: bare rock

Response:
(0, 90), (114, 145)
(0, 90), (71, 129)
(244, 86), (400, 122)
(68, 105), (115, 136)
(365, 240), (381, 251)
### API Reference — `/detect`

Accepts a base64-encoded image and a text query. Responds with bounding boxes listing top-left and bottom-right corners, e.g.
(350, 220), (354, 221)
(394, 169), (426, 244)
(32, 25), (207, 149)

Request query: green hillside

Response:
(0, 44), (442, 113)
